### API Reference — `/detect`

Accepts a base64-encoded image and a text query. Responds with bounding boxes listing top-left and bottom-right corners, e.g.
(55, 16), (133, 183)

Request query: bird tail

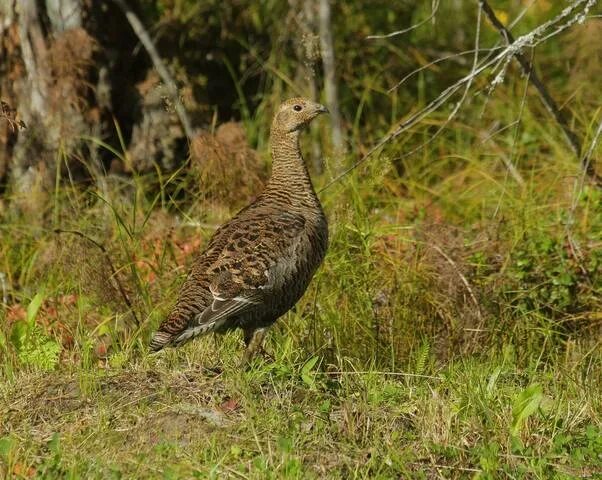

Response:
(149, 330), (173, 352)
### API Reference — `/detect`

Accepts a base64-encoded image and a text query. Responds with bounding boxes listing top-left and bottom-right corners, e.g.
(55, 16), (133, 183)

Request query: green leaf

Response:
(319, 399), (331, 414)
(16, 324), (61, 370)
(301, 355), (320, 389)
(10, 320), (28, 351)
(512, 384), (543, 436)
(48, 432), (60, 455)
(0, 436), (14, 459)
(26, 292), (44, 327)
(414, 340), (430, 375)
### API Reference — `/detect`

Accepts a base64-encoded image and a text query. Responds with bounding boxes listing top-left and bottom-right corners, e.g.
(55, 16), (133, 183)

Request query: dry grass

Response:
(191, 122), (268, 208)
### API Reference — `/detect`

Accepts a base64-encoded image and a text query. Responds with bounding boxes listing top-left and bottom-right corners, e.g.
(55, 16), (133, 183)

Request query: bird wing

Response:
(170, 211), (306, 345)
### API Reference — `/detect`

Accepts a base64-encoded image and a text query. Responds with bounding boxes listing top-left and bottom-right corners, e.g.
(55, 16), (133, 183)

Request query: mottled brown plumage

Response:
(150, 98), (329, 360)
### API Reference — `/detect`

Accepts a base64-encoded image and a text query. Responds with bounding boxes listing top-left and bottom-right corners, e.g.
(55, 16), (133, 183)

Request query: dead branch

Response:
(319, 0), (598, 192)
(479, 0), (600, 184)
(112, 0), (195, 143)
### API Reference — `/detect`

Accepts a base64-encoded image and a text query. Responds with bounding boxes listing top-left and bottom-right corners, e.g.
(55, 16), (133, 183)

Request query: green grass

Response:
(1, 347), (600, 478)
(1, 41), (602, 480)
(1, 139), (600, 477)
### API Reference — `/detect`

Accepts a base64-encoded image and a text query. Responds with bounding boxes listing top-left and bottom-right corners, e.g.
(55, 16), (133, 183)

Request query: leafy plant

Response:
(511, 384), (543, 436)
(300, 355), (321, 390)
(414, 339), (430, 375)
(9, 293), (61, 370)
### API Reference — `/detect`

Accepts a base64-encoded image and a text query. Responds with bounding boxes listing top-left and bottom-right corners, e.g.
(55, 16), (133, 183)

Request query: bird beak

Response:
(317, 104), (329, 114)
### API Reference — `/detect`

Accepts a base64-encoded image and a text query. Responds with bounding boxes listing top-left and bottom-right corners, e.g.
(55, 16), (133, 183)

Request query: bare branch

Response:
(479, 0), (600, 183)
(388, 47), (502, 93)
(388, 0), (538, 94)
(319, 0), (598, 191)
(112, 0), (195, 143)
(366, 0), (440, 40)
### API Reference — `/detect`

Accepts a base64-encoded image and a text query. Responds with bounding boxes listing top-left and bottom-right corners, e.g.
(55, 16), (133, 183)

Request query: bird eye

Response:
(293, 105), (302, 112)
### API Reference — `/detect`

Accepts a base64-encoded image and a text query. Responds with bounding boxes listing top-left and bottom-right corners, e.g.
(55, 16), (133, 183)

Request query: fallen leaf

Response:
(13, 463), (36, 477)
(220, 397), (240, 413)
(6, 304), (26, 323)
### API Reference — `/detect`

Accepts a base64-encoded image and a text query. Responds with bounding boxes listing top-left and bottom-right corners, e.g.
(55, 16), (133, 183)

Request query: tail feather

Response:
(149, 320), (218, 352)
(149, 331), (173, 352)
(172, 321), (217, 347)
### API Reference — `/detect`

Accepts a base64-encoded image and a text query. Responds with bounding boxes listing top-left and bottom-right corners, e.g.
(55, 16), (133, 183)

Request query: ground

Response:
(1, 328), (601, 478)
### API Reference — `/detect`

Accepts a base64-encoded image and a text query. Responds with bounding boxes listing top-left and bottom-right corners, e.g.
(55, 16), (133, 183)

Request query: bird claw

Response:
(258, 346), (275, 362)
(240, 346), (274, 369)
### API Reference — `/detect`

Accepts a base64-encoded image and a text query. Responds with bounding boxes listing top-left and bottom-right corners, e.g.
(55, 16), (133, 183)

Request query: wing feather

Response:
(165, 211), (305, 346)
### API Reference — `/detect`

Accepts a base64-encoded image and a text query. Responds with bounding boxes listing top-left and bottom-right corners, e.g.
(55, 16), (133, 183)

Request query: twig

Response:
(112, 0), (195, 143)
(53, 228), (140, 327)
(388, 46), (502, 93)
(319, 0), (597, 192)
(366, 0), (440, 40)
(479, 0), (600, 184)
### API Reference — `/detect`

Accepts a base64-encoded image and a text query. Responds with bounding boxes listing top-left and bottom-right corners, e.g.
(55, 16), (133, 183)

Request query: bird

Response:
(150, 97), (329, 362)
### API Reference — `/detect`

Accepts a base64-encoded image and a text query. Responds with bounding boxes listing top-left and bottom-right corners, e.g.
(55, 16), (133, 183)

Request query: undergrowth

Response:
(1, 102), (600, 477)
(1, 2), (601, 477)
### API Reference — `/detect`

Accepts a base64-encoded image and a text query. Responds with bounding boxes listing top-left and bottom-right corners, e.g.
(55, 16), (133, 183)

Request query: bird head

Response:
(272, 97), (329, 134)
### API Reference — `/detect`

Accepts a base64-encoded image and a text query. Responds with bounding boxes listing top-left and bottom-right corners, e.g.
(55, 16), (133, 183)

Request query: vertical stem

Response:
(112, 0), (195, 144)
(302, 0), (323, 173)
(318, 0), (345, 162)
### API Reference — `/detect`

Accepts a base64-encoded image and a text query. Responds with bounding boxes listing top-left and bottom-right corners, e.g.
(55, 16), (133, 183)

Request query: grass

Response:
(1, 346), (600, 478)
(1, 51), (602, 480)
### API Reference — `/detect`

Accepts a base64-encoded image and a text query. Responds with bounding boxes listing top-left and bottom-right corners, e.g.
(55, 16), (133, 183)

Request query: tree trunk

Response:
(291, 0), (323, 173)
(0, 0), (99, 218)
(10, 0), (54, 215)
(318, 0), (345, 164)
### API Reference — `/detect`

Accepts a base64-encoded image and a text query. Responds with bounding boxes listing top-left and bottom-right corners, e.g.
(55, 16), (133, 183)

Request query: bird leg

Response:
(242, 327), (270, 364)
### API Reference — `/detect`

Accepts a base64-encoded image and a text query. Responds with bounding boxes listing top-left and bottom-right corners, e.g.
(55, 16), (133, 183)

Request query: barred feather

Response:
(149, 98), (329, 356)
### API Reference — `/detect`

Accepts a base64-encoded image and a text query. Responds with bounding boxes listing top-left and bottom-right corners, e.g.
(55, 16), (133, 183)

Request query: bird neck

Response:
(266, 127), (319, 207)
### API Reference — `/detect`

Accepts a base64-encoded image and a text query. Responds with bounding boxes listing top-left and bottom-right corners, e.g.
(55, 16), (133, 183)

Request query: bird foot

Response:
(258, 346), (275, 362)
(240, 346), (274, 369)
